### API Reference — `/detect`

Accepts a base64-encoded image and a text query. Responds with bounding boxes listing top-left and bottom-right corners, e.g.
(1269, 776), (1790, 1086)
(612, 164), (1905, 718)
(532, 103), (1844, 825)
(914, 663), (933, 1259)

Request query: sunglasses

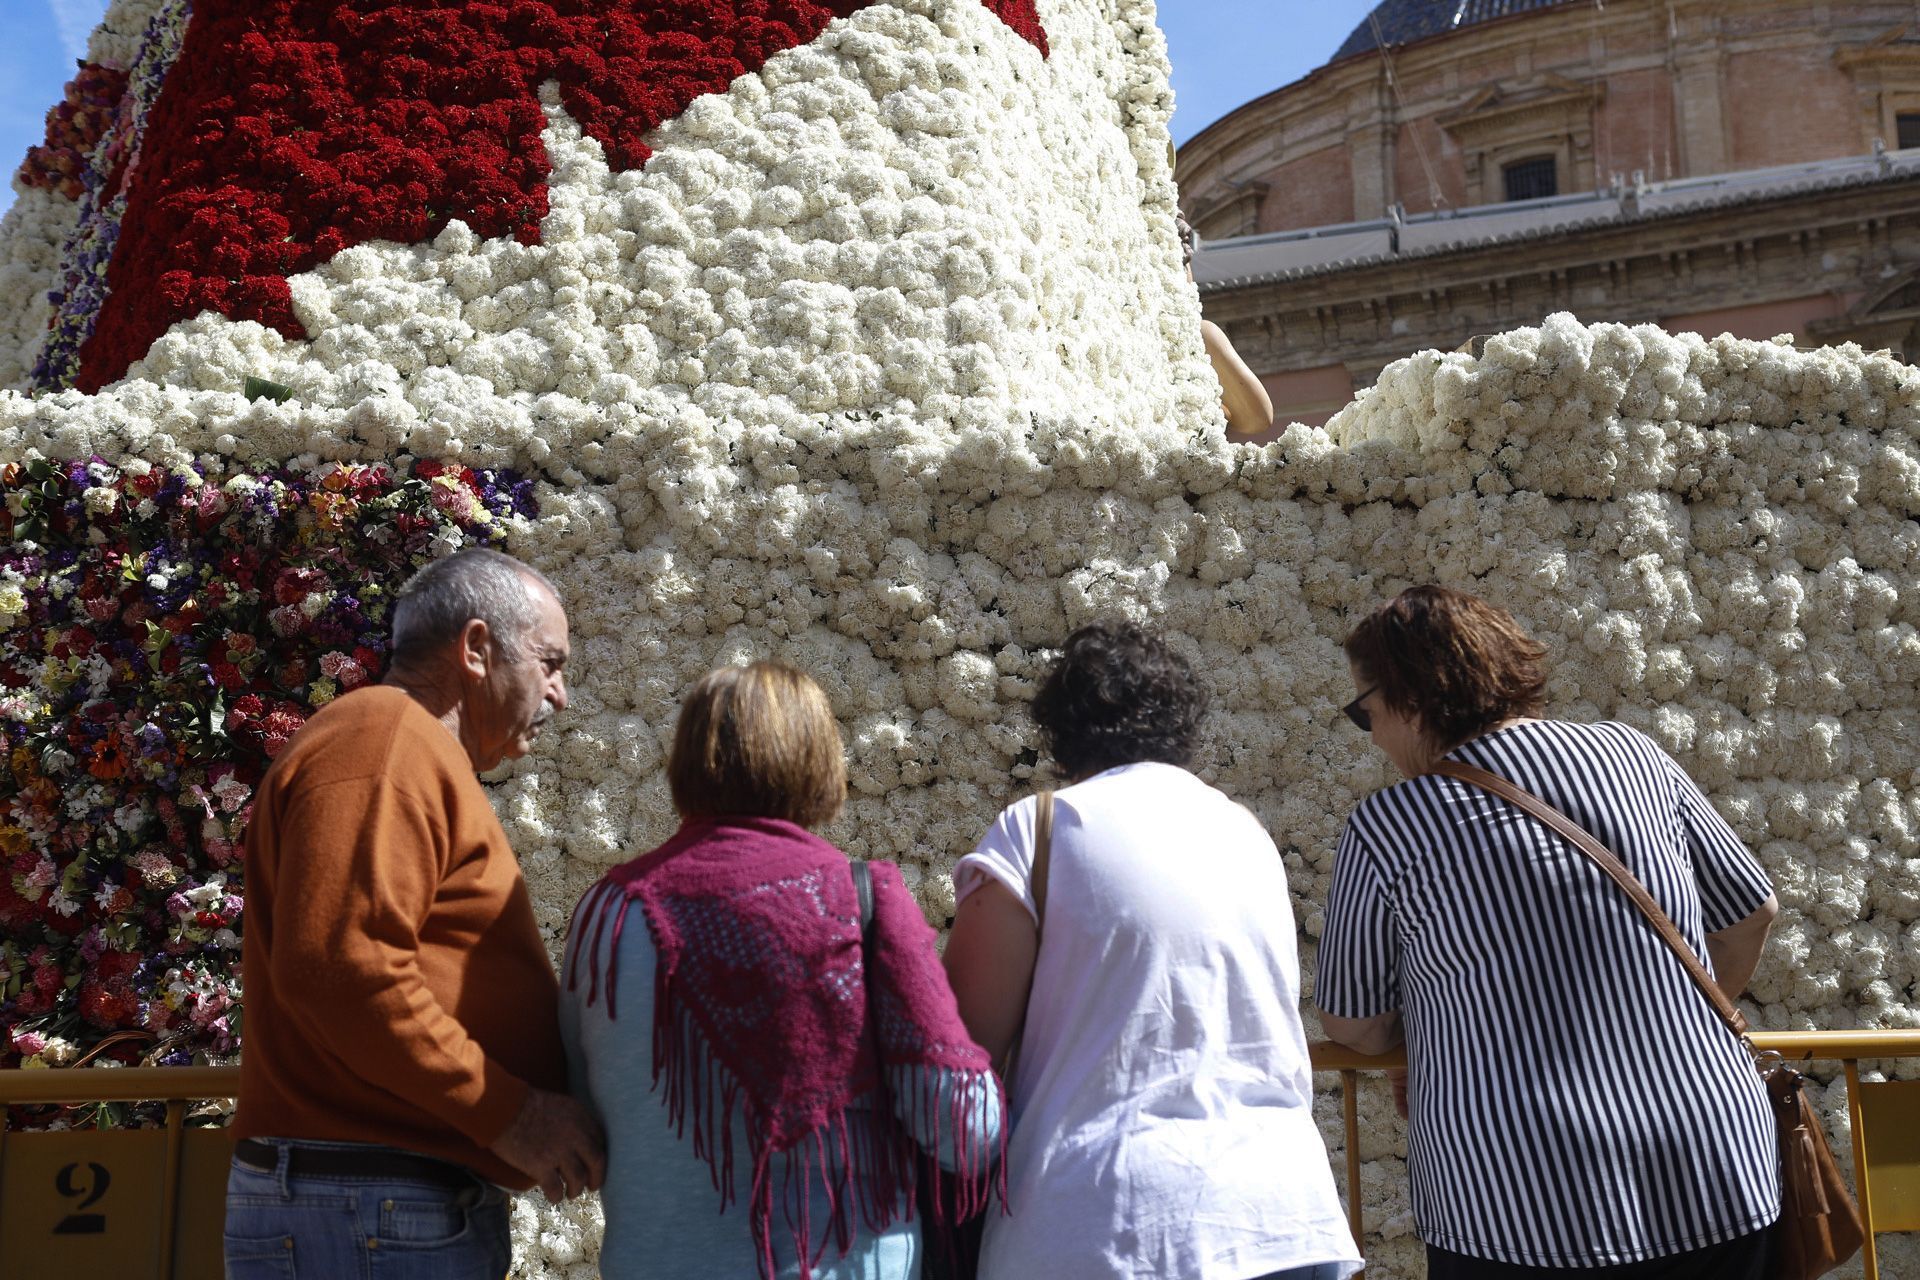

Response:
(1343, 686), (1378, 731)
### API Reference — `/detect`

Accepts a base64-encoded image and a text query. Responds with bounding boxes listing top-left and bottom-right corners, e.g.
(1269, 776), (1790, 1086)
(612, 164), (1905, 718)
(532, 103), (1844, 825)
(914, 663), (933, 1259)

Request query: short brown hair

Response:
(667, 662), (846, 828)
(1343, 586), (1548, 752)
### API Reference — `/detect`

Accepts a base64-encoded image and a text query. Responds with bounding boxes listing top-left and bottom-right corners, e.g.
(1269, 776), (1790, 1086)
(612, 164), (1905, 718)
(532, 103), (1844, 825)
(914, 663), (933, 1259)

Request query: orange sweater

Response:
(233, 685), (566, 1188)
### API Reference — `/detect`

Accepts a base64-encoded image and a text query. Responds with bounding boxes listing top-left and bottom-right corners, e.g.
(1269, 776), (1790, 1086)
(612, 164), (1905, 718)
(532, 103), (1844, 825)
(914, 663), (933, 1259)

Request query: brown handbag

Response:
(1431, 760), (1864, 1280)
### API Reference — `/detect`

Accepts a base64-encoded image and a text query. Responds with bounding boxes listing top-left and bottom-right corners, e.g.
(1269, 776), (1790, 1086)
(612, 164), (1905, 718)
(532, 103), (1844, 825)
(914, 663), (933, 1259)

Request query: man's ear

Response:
(457, 618), (494, 680)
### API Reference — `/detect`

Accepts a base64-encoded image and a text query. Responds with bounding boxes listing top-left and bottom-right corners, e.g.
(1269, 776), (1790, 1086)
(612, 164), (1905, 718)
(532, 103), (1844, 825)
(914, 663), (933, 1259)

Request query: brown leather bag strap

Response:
(1429, 759), (1750, 1041)
(1031, 790), (1054, 930)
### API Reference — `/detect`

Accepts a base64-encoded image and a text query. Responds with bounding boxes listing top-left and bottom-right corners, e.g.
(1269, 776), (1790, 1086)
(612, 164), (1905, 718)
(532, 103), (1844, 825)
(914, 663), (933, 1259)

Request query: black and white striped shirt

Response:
(1317, 720), (1780, 1267)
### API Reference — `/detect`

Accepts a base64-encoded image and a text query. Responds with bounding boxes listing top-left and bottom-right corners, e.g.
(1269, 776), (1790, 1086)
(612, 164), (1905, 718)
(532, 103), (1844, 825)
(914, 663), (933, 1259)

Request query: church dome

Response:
(1332, 0), (1575, 62)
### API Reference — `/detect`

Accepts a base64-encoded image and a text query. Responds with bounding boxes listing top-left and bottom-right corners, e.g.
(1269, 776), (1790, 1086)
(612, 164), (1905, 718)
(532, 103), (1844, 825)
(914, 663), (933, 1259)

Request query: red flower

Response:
(76, 948), (144, 1029)
(227, 694), (266, 730)
(0, 878), (39, 934)
(258, 707), (306, 758)
(272, 566), (325, 606)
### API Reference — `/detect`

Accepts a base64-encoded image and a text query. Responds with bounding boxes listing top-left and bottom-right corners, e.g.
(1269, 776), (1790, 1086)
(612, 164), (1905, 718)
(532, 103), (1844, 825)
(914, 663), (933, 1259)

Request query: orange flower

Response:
(86, 740), (129, 780)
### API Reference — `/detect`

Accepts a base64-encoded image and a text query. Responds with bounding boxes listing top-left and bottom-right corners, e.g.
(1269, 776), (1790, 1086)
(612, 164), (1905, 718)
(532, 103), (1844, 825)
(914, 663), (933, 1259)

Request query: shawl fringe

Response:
(565, 861), (1004, 1280)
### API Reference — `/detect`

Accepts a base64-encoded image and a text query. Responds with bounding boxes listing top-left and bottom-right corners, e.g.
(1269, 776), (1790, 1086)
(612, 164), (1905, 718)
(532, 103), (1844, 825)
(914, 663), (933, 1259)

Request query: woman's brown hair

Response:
(667, 661), (846, 828)
(1343, 586), (1548, 752)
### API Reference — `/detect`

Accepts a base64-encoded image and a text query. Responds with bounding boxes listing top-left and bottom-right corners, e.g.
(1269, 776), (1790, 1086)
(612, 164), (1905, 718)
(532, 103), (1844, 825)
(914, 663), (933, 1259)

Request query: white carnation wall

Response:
(3, 0), (1917, 1276)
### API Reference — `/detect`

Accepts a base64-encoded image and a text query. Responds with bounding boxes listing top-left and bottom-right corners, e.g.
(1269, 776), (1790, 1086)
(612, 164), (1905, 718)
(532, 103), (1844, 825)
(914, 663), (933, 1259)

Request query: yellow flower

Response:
(0, 582), (25, 630)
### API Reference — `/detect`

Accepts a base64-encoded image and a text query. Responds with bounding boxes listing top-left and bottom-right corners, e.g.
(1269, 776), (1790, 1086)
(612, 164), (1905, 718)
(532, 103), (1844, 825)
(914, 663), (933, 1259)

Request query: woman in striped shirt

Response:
(1316, 586), (1782, 1280)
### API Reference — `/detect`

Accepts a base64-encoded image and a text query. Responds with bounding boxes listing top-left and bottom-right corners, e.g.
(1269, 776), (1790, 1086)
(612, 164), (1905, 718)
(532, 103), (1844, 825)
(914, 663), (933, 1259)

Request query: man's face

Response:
(470, 581), (570, 771)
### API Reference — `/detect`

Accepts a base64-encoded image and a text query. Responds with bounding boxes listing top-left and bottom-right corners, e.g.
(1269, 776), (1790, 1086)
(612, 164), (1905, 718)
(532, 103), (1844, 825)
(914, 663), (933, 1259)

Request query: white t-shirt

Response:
(954, 762), (1362, 1280)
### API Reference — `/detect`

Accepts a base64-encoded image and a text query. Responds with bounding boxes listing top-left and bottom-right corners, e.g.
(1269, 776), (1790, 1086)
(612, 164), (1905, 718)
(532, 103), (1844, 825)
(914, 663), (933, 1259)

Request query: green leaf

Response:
(242, 376), (293, 404)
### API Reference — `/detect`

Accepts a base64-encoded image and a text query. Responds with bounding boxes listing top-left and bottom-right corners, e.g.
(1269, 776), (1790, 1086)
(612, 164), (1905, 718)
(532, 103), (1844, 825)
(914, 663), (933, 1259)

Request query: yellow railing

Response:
(1310, 1030), (1920, 1279)
(5, 1037), (1918, 1279)
(0, 1065), (240, 1106)
(0, 1066), (240, 1280)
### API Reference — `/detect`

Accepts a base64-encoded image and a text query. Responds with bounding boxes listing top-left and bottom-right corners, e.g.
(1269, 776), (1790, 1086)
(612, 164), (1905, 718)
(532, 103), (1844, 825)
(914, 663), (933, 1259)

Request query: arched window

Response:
(1502, 156), (1559, 202)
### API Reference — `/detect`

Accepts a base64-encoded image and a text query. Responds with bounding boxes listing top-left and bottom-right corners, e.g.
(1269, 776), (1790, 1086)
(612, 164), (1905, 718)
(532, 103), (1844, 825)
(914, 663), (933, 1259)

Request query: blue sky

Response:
(0, 0), (1382, 221)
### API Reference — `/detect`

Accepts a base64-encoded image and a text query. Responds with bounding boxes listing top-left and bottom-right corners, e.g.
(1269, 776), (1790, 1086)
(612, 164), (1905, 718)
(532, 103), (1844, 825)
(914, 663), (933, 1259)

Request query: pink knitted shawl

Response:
(566, 817), (1004, 1279)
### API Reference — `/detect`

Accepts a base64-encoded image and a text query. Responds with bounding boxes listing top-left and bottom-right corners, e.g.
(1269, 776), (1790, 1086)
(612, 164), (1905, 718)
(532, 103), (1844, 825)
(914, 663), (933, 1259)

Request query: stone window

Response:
(1836, 34), (1920, 154)
(1503, 156), (1559, 202)
(1437, 75), (1602, 208)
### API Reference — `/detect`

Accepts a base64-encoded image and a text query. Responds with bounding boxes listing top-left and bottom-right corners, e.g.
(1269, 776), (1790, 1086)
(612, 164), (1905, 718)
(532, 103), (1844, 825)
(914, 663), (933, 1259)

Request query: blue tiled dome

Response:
(1333, 0), (1575, 62)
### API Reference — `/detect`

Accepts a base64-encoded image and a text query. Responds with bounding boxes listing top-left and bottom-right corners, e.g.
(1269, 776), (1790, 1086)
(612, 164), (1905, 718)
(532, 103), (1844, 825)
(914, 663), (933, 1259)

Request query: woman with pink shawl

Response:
(561, 661), (1003, 1280)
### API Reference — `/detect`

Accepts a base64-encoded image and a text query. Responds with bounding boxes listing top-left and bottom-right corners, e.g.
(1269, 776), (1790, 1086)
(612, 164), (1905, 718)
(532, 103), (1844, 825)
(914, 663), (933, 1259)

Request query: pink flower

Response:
(428, 476), (487, 524)
(210, 773), (249, 813)
(268, 604), (306, 637)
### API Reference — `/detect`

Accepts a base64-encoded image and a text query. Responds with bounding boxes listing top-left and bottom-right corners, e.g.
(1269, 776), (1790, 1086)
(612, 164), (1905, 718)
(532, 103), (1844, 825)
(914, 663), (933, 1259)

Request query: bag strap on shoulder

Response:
(1031, 790), (1054, 930)
(1428, 759), (1749, 1040)
(852, 861), (875, 942)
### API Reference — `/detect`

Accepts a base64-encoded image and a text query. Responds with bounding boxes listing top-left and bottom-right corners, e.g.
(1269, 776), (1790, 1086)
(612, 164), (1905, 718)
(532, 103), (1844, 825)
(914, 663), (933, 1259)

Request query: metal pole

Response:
(1846, 1061), (1876, 1280)
(157, 1099), (185, 1280)
(1342, 1067), (1364, 1276)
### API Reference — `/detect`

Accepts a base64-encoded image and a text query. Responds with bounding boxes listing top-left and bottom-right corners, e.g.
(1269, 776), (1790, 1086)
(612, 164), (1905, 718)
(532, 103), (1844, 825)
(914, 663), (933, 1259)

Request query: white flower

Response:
(0, 574), (25, 630)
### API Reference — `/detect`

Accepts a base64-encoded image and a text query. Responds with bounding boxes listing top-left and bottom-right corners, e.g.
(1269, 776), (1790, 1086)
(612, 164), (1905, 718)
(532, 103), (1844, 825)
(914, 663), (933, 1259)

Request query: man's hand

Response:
(490, 1087), (607, 1202)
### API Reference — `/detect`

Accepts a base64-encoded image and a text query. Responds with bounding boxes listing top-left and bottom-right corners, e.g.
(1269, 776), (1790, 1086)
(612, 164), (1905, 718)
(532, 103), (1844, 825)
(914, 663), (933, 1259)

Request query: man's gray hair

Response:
(391, 548), (559, 663)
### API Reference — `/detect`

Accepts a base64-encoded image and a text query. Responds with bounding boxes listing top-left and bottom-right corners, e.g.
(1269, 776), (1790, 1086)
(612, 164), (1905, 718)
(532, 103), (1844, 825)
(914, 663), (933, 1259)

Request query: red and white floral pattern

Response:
(73, 0), (1047, 391)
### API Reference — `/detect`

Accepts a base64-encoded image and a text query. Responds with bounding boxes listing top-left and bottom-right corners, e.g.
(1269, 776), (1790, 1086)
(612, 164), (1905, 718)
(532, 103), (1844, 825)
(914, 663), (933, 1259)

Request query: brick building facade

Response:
(1178, 0), (1920, 431)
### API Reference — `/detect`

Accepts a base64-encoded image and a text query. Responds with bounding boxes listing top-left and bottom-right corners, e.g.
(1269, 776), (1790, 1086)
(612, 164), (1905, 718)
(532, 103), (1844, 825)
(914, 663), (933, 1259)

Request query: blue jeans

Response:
(1250, 1267), (1346, 1280)
(223, 1138), (511, 1280)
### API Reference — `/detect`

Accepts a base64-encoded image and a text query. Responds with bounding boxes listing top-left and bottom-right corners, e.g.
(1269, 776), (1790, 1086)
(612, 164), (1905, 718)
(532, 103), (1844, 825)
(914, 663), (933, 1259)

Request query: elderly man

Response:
(225, 547), (605, 1278)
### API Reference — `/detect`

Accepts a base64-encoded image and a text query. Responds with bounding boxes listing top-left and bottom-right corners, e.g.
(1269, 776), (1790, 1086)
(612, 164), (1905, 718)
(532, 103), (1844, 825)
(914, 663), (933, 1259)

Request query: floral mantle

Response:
(60, 0), (1046, 392)
(0, 458), (534, 1070)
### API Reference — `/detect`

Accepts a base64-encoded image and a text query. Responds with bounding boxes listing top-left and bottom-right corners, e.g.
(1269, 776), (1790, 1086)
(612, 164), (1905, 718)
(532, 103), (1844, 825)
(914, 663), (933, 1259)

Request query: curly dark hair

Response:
(1030, 620), (1208, 780)
(1343, 585), (1548, 753)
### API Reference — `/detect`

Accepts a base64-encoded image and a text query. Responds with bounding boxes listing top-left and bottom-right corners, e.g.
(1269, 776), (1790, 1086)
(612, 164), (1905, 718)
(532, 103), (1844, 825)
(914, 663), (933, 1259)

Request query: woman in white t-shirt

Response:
(943, 620), (1362, 1280)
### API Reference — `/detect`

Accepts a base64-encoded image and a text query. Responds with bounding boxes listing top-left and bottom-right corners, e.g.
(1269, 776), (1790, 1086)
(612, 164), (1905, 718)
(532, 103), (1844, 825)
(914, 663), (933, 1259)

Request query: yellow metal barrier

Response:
(6, 1037), (1919, 1278)
(0, 1066), (239, 1280)
(1309, 1030), (1920, 1279)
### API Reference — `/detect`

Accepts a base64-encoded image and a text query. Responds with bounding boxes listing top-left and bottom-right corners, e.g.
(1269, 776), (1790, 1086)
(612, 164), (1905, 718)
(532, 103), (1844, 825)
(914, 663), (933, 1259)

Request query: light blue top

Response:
(559, 899), (1002, 1280)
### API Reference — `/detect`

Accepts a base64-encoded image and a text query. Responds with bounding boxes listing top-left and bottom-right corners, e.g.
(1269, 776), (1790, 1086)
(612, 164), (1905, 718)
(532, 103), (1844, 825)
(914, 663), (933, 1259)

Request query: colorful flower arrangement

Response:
(67, 0), (1046, 393)
(0, 457), (535, 1071)
(32, 0), (192, 393)
(15, 62), (131, 202)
